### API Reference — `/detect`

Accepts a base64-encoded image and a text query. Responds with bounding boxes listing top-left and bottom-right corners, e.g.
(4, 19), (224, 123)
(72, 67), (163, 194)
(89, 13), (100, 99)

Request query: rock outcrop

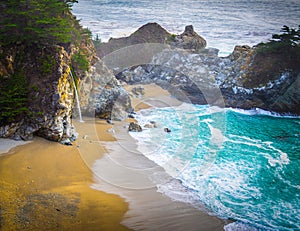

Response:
(0, 4), (133, 142)
(128, 122), (142, 132)
(96, 23), (207, 58)
(114, 25), (299, 115)
(79, 59), (133, 120)
(0, 45), (78, 142)
(170, 25), (207, 52)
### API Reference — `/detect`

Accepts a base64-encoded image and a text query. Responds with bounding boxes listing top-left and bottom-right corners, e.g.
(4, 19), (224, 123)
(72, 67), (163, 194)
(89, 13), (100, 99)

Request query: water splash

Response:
(70, 70), (84, 122)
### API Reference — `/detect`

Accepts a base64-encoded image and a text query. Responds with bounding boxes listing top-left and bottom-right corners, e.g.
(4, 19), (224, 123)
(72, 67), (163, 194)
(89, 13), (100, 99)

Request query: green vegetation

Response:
(256, 25), (300, 54)
(93, 34), (102, 48)
(41, 55), (57, 75)
(0, 73), (29, 125)
(0, 0), (79, 46)
(71, 51), (89, 72)
(0, 0), (95, 126)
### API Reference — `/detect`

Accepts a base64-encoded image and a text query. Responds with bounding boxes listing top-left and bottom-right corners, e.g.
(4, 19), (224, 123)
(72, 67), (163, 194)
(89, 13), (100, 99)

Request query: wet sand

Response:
(89, 84), (227, 231)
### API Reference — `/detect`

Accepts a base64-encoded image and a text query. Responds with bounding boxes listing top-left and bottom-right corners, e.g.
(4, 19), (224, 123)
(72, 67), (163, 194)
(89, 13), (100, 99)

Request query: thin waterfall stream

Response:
(70, 70), (84, 122)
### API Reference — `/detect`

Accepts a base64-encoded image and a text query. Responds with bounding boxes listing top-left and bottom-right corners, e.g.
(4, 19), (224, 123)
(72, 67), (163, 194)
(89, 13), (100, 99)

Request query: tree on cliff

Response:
(257, 25), (300, 54)
(0, 0), (79, 46)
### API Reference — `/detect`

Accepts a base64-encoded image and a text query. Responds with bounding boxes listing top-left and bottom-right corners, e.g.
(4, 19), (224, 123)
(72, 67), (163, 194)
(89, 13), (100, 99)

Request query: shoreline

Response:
(0, 139), (31, 156)
(89, 84), (227, 230)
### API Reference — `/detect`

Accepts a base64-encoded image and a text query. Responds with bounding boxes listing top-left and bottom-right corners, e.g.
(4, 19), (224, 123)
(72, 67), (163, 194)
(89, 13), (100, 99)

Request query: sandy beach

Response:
(86, 84), (227, 230)
(0, 124), (130, 230)
(0, 84), (226, 230)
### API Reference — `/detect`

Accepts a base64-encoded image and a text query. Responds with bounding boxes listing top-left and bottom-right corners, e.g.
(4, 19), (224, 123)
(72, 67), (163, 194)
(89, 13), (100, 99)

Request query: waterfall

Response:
(70, 70), (84, 122)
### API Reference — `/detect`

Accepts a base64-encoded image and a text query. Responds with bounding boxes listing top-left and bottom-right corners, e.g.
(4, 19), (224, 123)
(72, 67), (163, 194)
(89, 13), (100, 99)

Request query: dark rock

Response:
(60, 139), (73, 146)
(131, 86), (145, 97)
(171, 25), (207, 51)
(106, 120), (114, 124)
(164, 128), (171, 133)
(128, 114), (135, 119)
(128, 122), (142, 132)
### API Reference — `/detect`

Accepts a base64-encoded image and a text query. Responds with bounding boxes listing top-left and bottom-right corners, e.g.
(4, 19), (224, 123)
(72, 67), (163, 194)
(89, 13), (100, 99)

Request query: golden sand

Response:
(0, 134), (130, 230)
(124, 83), (182, 110)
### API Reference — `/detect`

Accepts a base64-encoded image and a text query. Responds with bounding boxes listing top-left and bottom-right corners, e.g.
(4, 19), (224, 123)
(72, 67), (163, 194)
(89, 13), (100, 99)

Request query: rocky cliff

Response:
(0, 44), (81, 142)
(0, 25), (133, 143)
(107, 24), (299, 115)
(79, 59), (132, 120)
(0, 40), (132, 142)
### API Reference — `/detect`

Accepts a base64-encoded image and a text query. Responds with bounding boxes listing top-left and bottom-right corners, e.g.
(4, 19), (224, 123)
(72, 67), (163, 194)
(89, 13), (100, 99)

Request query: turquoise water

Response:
(132, 104), (300, 230)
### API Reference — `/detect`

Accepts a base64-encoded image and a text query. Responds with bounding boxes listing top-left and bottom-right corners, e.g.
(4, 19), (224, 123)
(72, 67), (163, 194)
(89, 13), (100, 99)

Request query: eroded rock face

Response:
(0, 41), (133, 141)
(0, 45), (78, 142)
(79, 60), (133, 121)
(116, 44), (300, 115)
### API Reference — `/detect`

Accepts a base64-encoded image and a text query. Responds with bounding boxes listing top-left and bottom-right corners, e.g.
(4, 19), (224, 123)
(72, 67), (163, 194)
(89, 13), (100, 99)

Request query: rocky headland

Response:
(98, 23), (299, 115)
(97, 23), (300, 115)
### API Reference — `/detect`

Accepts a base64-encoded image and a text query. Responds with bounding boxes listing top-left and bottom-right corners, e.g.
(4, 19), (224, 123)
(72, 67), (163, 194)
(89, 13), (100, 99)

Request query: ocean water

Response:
(72, 0), (300, 56)
(71, 1), (300, 230)
(130, 104), (300, 231)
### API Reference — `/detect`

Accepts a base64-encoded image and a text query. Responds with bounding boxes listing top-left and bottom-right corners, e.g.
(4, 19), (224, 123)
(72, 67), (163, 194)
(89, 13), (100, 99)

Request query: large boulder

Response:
(128, 122), (142, 132)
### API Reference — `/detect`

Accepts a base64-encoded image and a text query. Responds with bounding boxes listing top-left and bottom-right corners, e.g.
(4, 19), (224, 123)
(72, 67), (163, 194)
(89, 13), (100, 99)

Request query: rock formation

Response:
(79, 59), (133, 120)
(0, 2), (133, 142)
(1, 20), (298, 143)
(0, 45), (79, 142)
(170, 25), (207, 52)
(113, 24), (299, 115)
(96, 23), (207, 58)
(128, 122), (142, 132)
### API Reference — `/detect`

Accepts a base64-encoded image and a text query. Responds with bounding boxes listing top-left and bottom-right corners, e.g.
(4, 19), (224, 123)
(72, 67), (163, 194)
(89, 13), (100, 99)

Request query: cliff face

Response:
(0, 2), (133, 142)
(0, 45), (78, 142)
(0, 41), (132, 142)
(112, 24), (299, 115)
(79, 59), (132, 120)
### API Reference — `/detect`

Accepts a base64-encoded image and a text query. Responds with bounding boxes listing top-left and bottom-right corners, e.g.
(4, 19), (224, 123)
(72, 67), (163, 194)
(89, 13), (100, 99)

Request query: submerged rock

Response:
(164, 128), (171, 133)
